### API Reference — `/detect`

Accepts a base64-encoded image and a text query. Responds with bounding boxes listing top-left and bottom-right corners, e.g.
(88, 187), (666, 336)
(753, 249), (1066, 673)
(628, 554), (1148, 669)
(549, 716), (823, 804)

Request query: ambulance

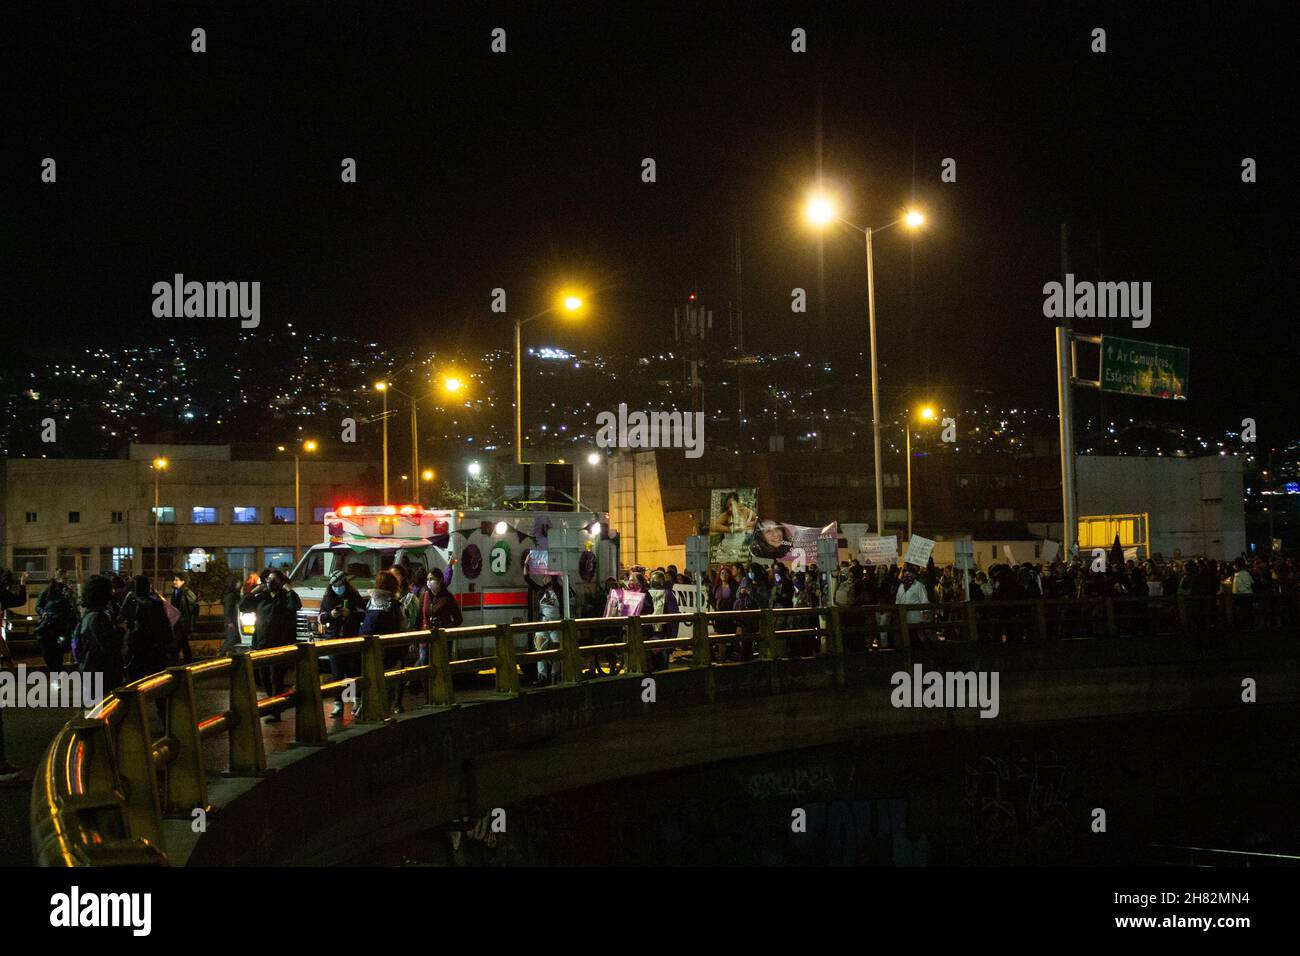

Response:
(277, 504), (618, 658)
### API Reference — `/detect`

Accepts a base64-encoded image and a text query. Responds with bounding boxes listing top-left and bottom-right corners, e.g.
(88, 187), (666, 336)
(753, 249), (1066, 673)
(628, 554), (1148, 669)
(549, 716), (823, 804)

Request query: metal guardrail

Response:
(29, 591), (1299, 866)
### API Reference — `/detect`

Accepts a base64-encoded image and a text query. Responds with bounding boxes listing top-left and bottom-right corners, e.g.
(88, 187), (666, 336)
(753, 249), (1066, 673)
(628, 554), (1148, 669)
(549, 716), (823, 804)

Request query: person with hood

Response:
(120, 575), (173, 725)
(35, 569), (78, 674)
(533, 578), (564, 684)
(170, 571), (199, 664)
(73, 574), (124, 695)
(319, 569), (365, 718)
(239, 568), (302, 717)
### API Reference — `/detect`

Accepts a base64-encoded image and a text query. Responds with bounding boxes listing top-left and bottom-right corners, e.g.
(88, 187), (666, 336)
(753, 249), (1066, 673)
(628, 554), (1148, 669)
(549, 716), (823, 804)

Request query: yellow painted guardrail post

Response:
(759, 608), (777, 660)
(428, 628), (455, 705)
(1034, 599), (1049, 643)
(623, 615), (648, 675)
(294, 643), (327, 745)
(229, 653), (268, 774)
(558, 619), (584, 684)
(494, 623), (520, 695)
(826, 605), (844, 656)
(691, 611), (711, 667)
(358, 634), (390, 722)
(163, 666), (208, 813)
(113, 686), (165, 849)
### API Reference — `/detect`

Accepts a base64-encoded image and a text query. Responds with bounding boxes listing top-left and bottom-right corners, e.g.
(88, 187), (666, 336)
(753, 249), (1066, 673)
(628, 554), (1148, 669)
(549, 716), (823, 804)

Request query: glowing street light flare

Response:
(805, 194), (836, 227)
(905, 209), (925, 229)
(563, 295), (583, 312)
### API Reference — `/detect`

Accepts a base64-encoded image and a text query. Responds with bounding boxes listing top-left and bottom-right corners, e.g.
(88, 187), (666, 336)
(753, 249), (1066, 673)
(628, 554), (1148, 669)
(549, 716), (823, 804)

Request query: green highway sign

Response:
(1099, 335), (1189, 400)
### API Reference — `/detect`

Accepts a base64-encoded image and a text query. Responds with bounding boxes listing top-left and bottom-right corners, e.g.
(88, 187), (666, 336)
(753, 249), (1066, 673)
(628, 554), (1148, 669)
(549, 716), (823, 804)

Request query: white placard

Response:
(858, 535), (899, 565)
(903, 535), (935, 568)
(954, 538), (975, 570)
(1003, 544), (1017, 565)
(1041, 540), (1060, 562)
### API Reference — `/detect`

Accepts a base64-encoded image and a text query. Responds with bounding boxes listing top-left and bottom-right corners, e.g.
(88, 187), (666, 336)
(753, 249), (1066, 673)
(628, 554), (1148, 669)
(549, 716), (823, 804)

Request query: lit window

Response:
(232, 507), (260, 524)
(192, 507), (218, 524)
(152, 507), (175, 524)
(272, 507), (296, 524)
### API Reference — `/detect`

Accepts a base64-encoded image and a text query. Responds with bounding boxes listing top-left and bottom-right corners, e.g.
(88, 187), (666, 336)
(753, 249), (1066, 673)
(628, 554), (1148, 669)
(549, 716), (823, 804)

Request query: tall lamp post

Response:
(151, 457), (168, 590)
(466, 460), (481, 508)
(805, 194), (925, 534)
(515, 291), (587, 465)
(278, 440), (318, 563)
(382, 375), (467, 506)
(373, 381), (389, 503)
(576, 450), (601, 511)
(904, 405), (936, 542)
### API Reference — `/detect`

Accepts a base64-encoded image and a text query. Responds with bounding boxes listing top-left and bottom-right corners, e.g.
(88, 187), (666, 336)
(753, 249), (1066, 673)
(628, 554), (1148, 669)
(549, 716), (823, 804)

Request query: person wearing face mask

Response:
(319, 570), (364, 718)
(239, 568), (302, 718)
(895, 566), (932, 642)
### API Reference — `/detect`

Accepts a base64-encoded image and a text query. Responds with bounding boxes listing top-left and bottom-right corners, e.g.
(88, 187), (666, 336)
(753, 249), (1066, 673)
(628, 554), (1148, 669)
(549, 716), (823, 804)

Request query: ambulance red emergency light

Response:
(280, 504), (618, 658)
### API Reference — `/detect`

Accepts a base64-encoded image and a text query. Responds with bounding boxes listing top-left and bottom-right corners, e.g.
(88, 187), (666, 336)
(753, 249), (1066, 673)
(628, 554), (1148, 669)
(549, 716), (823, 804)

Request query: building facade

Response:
(1, 443), (381, 584)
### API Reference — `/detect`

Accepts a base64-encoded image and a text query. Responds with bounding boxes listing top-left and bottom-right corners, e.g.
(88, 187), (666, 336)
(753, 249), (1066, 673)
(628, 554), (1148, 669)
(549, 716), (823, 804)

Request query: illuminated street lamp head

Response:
(563, 295), (583, 312)
(152, 457), (169, 470)
(442, 375), (464, 394)
(918, 405), (936, 421)
(904, 209), (925, 229)
(587, 452), (601, 466)
(304, 439), (318, 453)
(421, 468), (435, 482)
(374, 381), (387, 392)
(468, 461), (482, 478)
(805, 194), (836, 227)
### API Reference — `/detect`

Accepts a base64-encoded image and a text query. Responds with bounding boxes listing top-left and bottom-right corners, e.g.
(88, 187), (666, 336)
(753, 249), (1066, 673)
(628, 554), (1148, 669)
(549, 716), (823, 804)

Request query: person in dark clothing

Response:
(238, 568), (302, 718)
(319, 570), (364, 718)
(120, 575), (172, 684)
(74, 575), (125, 695)
(170, 572), (199, 664)
(35, 571), (78, 673)
(220, 575), (244, 656)
(360, 570), (405, 714)
(109, 575), (129, 622)
(1, 569), (30, 780)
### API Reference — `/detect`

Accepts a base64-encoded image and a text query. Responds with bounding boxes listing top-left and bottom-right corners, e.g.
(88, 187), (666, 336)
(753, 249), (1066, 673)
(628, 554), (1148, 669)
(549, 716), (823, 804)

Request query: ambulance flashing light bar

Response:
(334, 504), (428, 517)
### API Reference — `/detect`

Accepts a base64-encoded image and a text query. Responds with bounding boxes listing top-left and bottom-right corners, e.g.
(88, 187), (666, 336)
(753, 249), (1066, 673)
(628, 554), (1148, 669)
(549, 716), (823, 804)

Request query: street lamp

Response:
(279, 440), (318, 563)
(905, 405), (936, 542)
(575, 450), (602, 512)
(467, 460), (482, 508)
(515, 289), (587, 464)
(804, 192), (926, 534)
(151, 457), (168, 589)
(373, 381), (389, 502)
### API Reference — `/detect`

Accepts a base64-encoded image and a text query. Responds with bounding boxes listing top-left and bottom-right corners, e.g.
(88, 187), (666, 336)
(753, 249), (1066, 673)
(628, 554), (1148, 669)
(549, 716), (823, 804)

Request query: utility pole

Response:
(1056, 224), (1078, 556)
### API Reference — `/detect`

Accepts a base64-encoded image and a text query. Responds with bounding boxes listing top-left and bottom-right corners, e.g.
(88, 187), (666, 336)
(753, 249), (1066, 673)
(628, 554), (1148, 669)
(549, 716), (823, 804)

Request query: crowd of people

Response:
(0, 566), (203, 781)
(591, 550), (1300, 656)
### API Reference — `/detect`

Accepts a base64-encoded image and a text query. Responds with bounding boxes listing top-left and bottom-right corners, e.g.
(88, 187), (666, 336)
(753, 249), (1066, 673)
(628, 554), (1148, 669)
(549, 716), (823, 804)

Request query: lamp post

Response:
(515, 292), (587, 464)
(279, 440), (318, 563)
(374, 381), (389, 502)
(805, 194), (924, 534)
(905, 405), (936, 542)
(576, 450), (601, 512)
(151, 457), (168, 590)
(466, 460), (481, 509)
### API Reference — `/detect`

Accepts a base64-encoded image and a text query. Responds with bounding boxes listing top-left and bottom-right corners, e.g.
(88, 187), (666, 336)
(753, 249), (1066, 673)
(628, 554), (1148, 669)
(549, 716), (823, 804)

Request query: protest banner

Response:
(858, 535), (899, 565)
(903, 534), (936, 567)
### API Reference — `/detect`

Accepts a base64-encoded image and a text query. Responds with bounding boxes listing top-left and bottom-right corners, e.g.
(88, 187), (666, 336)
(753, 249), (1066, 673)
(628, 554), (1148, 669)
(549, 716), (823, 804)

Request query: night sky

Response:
(5, 1), (1296, 437)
